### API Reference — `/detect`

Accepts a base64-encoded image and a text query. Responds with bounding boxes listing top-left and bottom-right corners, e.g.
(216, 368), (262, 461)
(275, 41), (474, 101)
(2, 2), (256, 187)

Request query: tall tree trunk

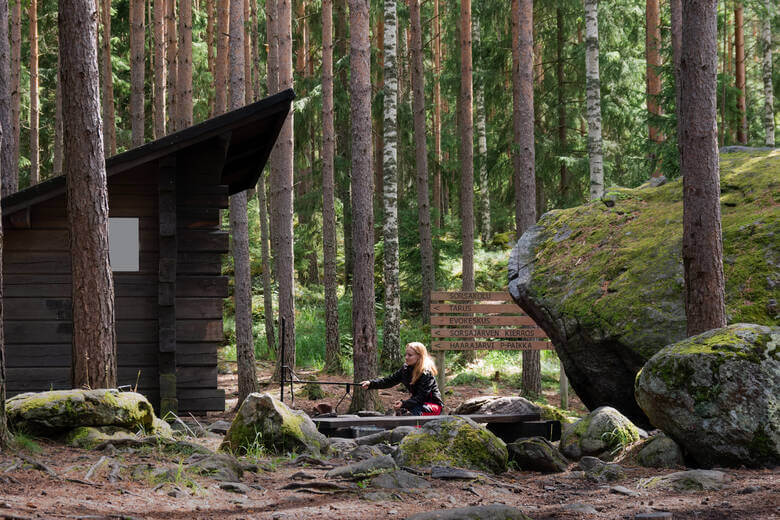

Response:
(671, 0), (682, 134)
(381, 0), (401, 370)
(513, 0), (540, 397)
(153, 0), (165, 138)
(322, 0), (339, 373)
(54, 50), (64, 176)
(680, 0), (727, 336)
(131, 0), (145, 147)
(734, 3), (746, 144)
(214, 0), (228, 115)
(585, 0), (604, 200)
(60, 0), (117, 389)
(99, 0), (116, 155)
(272, 0), (296, 383)
(29, 0), (39, 185)
(178, 0), (192, 128)
(459, 0), (474, 293)
(647, 0), (663, 174)
(1, 0), (13, 196)
(0, 120), (6, 448)
(206, 0), (215, 112)
(335, 0), (352, 289)
(8, 0), (19, 194)
(250, 0), (261, 100)
(244, 0), (251, 105)
(432, 0), (442, 229)
(374, 16), (384, 218)
(165, 0), (177, 131)
(761, 0), (774, 146)
(229, 0), (257, 407)
(348, 0), (379, 412)
(473, 21), (490, 246)
(556, 9), (568, 202)
(256, 172), (276, 357)
(410, 0), (434, 328)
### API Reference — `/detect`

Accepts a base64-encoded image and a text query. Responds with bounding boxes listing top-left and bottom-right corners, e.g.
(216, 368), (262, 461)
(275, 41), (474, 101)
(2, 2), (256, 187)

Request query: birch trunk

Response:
(178, 0), (193, 128)
(29, 0), (39, 184)
(348, 0), (379, 412)
(165, 0), (177, 131)
(131, 0), (145, 147)
(761, 0), (774, 146)
(322, 0), (339, 372)
(60, 0), (117, 389)
(153, 0), (165, 138)
(585, 0), (604, 200)
(272, 0), (296, 383)
(473, 20), (490, 245)
(380, 0), (401, 369)
(459, 0), (474, 293)
(0, 0), (13, 197)
(680, 0), (727, 336)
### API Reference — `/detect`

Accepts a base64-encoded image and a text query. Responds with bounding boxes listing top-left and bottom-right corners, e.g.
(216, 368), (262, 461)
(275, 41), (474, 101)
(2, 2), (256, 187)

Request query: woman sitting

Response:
(360, 342), (444, 416)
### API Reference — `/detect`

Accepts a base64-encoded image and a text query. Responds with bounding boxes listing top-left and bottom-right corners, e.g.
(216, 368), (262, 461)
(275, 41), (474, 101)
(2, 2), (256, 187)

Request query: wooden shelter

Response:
(1, 89), (294, 414)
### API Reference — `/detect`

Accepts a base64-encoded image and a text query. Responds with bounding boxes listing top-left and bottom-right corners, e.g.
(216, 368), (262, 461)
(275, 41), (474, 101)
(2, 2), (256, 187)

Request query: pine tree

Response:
(60, 0), (117, 389)
(29, 0), (39, 184)
(131, 0), (145, 146)
(734, 3), (746, 144)
(647, 0), (663, 174)
(153, 0), (166, 138)
(165, 0), (177, 131)
(459, 0), (474, 293)
(761, 0), (774, 146)
(8, 0), (19, 193)
(1, 0), (15, 196)
(177, 0), (192, 128)
(474, 20), (490, 245)
(100, 0), (117, 155)
(214, 0), (228, 115)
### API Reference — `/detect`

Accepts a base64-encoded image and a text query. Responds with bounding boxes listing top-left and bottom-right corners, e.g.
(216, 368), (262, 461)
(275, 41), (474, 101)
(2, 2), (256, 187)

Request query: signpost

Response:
(430, 292), (553, 393)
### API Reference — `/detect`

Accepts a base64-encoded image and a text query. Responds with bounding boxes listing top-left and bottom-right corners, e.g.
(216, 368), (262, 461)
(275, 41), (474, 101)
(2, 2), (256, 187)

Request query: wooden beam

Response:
(158, 155), (178, 415)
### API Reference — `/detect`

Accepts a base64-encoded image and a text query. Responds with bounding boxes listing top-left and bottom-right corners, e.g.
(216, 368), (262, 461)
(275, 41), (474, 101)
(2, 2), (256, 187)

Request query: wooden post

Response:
(158, 156), (178, 416)
(436, 351), (445, 396)
(560, 359), (568, 409)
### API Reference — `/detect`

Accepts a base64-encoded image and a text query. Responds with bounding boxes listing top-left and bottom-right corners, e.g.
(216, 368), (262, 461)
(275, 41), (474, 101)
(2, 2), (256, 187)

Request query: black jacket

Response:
(368, 365), (444, 410)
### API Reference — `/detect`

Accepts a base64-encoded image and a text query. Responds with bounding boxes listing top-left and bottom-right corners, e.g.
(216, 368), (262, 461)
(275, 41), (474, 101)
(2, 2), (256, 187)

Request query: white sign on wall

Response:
(108, 217), (140, 272)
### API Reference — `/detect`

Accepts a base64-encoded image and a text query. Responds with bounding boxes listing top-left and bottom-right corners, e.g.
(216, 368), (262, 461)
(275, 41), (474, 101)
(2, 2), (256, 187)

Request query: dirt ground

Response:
(0, 363), (777, 520)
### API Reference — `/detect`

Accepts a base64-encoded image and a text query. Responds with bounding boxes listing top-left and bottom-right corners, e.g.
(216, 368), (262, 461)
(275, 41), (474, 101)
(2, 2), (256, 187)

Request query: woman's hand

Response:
(393, 400), (403, 410)
(360, 380), (371, 389)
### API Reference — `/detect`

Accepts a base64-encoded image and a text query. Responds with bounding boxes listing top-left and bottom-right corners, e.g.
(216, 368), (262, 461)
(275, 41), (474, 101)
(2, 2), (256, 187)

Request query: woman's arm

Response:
(367, 366), (405, 390)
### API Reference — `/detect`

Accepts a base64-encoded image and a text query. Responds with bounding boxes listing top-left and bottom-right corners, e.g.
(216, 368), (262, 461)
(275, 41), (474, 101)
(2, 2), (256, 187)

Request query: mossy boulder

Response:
(508, 149), (780, 425)
(636, 433), (685, 469)
(65, 425), (139, 449)
(219, 392), (326, 455)
(6, 389), (155, 434)
(635, 323), (779, 468)
(560, 406), (640, 461)
(507, 436), (569, 473)
(452, 396), (541, 416)
(395, 416), (508, 474)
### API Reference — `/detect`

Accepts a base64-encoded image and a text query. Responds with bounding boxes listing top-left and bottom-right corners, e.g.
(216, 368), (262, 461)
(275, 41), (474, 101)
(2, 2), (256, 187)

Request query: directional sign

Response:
(430, 315), (536, 326)
(430, 291), (510, 301)
(430, 341), (552, 351)
(429, 303), (523, 314)
(432, 328), (547, 339)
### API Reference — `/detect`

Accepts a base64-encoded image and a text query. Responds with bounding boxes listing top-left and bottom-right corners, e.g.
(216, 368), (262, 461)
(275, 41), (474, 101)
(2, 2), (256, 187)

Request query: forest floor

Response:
(0, 363), (777, 520)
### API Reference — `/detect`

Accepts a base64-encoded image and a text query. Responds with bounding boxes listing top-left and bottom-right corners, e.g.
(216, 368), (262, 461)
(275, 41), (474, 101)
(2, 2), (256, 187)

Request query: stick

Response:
(16, 453), (57, 477)
(85, 456), (108, 481)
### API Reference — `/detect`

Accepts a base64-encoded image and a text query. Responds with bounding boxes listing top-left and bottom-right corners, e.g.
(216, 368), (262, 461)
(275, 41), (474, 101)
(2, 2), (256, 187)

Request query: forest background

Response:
(0, 0), (776, 405)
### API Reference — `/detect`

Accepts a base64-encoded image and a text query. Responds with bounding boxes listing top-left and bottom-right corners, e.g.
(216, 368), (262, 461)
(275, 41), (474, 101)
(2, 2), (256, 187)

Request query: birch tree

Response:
(348, 0), (379, 412)
(322, 0), (339, 372)
(761, 0), (774, 146)
(680, 0), (726, 336)
(474, 20), (491, 245)
(380, 0), (401, 369)
(585, 0), (604, 200)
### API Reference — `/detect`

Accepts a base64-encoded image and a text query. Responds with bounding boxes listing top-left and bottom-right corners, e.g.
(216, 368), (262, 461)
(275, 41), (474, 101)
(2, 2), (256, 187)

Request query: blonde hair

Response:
(407, 342), (438, 384)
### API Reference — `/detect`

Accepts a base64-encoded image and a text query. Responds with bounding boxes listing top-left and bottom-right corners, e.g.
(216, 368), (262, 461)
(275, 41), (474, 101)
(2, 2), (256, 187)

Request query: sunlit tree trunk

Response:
(250, 0), (261, 100)
(165, 0), (177, 131)
(671, 0), (682, 134)
(256, 172), (276, 357)
(335, 0), (352, 289)
(60, 0), (117, 389)
(214, 0), (228, 115)
(153, 0), (165, 138)
(100, 0), (117, 155)
(474, 20), (491, 245)
(647, 0), (663, 174)
(432, 0), (442, 229)
(459, 0), (474, 293)
(585, 0), (604, 200)
(680, 0), (726, 336)
(761, 0), (774, 146)
(131, 0), (145, 146)
(177, 0), (192, 128)
(734, 3), (746, 144)
(322, 0), (339, 373)
(8, 0), (20, 193)
(54, 50), (64, 176)
(29, 0), (39, 184)
(556, 9), (568, 202)
(0, 0), (13, 197)
(348, 0), (379, 412)
(206, 0), (215, 113)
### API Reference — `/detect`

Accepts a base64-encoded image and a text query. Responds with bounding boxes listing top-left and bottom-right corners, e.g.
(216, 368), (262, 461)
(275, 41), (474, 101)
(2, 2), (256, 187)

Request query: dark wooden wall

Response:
(3, 140), (229, 413)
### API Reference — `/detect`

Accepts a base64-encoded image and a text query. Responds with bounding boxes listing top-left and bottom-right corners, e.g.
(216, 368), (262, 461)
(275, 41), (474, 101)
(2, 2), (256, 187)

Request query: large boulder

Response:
(395, 416), (508, 474)
(560, 406), (640, 460)
(452, 396), (540, 416)
(508, 149), (779, 425)
(635, 323), (779, 468)
(507, 437), (569, 473)
(219, 392), (327, 455)
(635, 433), (685, 469)
(6, 389), (155, 433)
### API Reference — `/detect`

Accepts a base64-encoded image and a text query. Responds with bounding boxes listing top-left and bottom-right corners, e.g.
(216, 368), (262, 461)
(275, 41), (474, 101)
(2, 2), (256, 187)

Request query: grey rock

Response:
(577, 456), (605, 472)
(370, 470), (431, 490)
(326, 437), (358, 457)
(636, 434), (685, 469)
(586, 463), (626, 483)
(563, 503), (598, 515)
(638, 469), (730, 491)
(507, 437), (569, 473)
(430, 466), (479, 480)
(390, 426), (418, 444)
(405, 504), (533, 520)
(635, 324), (780, 468)
(609, 485), (640, 497)
(206, 420), (232, 434)
(346, 445), (385, 461)
(560, 407), (640, 460)
(326, 454), (398, 479)
(186, 453), (243, 482)
(357, 411), (385, 417)
(355, 430), (392, 446)
(291, 471), (318, 480)
(219, 482), (252, 494)
(452, 396), (541, 417)
(647, 175), (667, 188)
